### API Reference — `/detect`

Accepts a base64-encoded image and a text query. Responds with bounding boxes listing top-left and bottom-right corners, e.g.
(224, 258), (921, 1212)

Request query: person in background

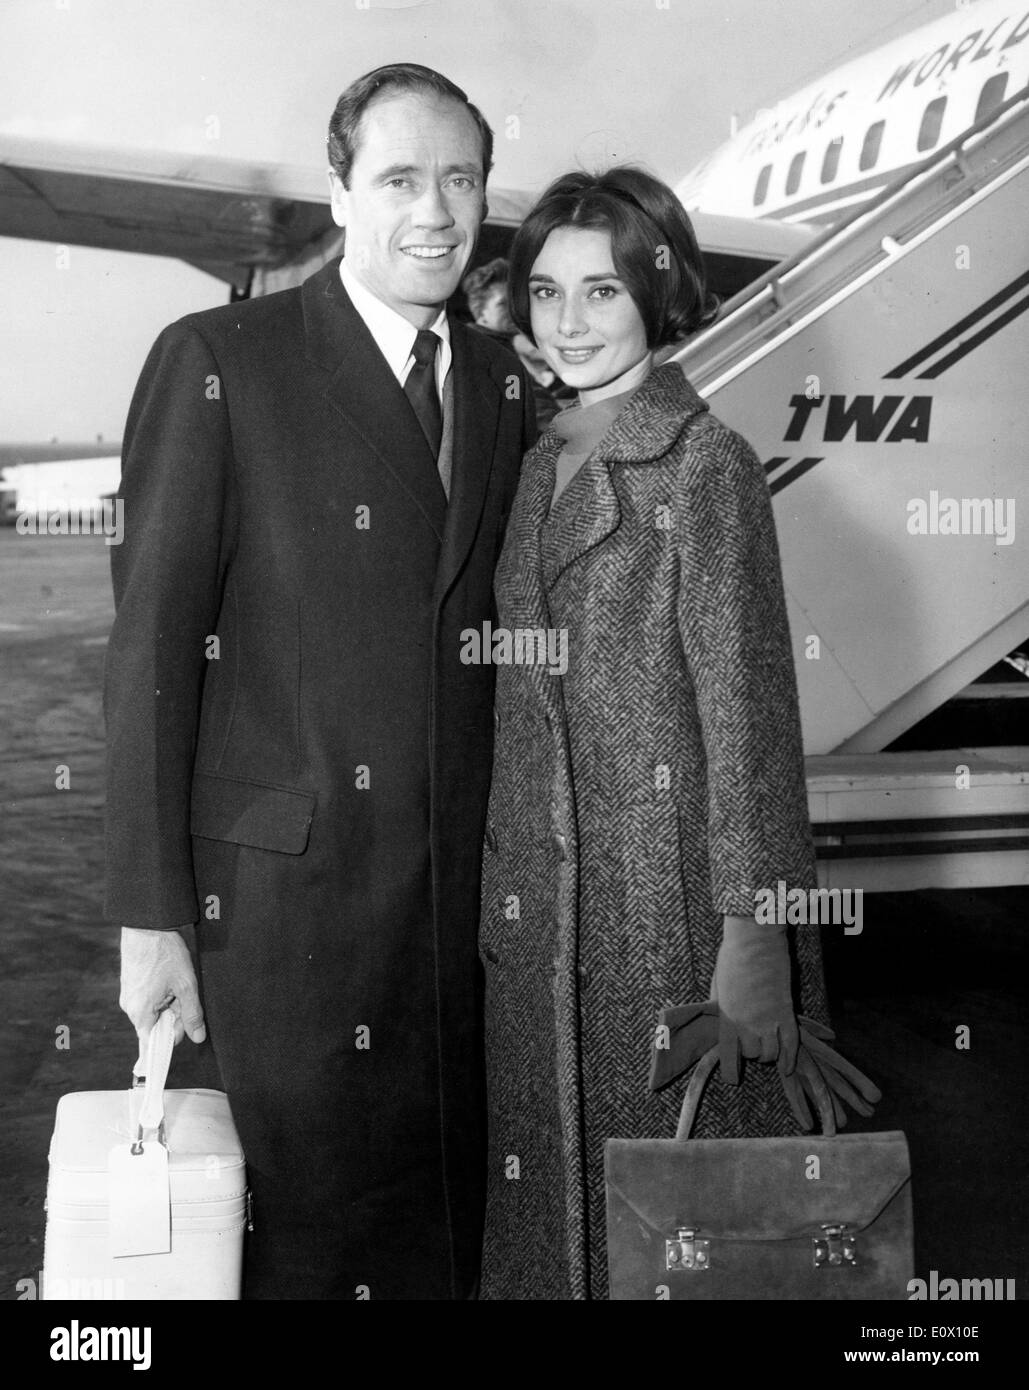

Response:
(464, 256), (574, 427)
(463, 256), (515, 334)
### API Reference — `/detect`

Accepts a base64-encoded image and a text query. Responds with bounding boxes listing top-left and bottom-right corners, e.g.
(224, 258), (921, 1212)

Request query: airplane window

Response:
(917, 96), (947, 152)
(785, 151), (805, 196)
(753, 164), (771, 206)
(975, 73), (1009, 123)
(859, 121), (885, 172)
(820, 138), (842, 184)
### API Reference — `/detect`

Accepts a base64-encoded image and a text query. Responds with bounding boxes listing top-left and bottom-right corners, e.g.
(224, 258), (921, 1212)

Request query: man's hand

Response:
(120, 926), (206, 1051)
(711, 914), (799, 1078)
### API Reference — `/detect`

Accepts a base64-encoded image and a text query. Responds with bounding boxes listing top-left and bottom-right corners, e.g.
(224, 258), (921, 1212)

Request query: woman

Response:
(478, 167), (870, 1301)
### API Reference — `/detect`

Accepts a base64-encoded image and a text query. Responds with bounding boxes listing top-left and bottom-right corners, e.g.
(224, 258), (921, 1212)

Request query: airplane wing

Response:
(0, 135), (536, 291)
(0, 133), (814, 305)
(0, 134), (342, 289)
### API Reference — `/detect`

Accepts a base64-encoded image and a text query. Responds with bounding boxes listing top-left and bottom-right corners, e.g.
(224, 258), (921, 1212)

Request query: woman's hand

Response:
(711, 914), (799, 1078)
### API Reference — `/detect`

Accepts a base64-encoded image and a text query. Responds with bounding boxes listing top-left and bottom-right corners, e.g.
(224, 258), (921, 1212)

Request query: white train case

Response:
(43, 1011), (248, 1300)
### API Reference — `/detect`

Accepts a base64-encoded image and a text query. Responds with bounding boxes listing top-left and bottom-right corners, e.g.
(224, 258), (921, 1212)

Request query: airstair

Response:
(671, 89), (1029, 888)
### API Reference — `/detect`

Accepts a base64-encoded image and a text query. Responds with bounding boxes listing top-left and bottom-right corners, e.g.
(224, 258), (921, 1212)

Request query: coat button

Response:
(577, 965), (590, 989)
(485, 824), (498, 852)
(494, 708), (501, 731)
(483, 945), (501, 965)
(552, 831), (567, 859)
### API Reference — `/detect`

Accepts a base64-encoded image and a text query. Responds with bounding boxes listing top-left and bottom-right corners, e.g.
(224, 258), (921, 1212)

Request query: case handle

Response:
(674, 1046), (720, 1140)
(674, 1044), (837, 1140)
(130, 1009), (176, 1146)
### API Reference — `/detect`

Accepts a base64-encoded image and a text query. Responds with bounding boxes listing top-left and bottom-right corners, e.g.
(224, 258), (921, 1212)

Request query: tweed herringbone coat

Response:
(478, 362), (829, 1301)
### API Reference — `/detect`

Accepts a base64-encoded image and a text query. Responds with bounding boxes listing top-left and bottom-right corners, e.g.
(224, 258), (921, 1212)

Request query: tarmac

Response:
(1, 530), (1025, 1299)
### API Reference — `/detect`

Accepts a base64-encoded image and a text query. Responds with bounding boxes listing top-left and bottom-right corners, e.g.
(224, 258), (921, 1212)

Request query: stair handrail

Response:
(673, 83), (1029, 359)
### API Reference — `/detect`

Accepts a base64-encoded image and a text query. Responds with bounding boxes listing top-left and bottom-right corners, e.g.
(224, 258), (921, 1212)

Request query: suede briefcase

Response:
(605, 1057), (913, 1300)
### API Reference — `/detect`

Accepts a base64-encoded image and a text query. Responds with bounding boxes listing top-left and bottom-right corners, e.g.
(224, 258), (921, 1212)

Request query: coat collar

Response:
(535, 361), (708, 589)
(302, 258), (505, 603)
(303, 258), (446, 538)
(496, 362), (709, 726)
(569, 360), (709, 464)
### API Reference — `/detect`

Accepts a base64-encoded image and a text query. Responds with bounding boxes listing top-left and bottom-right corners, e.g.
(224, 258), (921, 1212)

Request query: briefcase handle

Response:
(674, 1045), (838, 1141)
(129, 1008), (176, 1146)
(674, 1046), (721, 1140)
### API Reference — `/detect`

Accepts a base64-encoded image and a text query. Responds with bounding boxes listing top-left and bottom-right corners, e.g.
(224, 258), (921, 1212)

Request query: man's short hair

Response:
(508, 166), (719, 349)
(327, 62), (494, 189)
(462, 257), (509, 320)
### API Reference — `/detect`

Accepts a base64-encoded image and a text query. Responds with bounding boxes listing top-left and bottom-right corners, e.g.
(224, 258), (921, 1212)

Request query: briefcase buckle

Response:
(813, 1223), (858, 1268)
(666, 1228), (710, 1271)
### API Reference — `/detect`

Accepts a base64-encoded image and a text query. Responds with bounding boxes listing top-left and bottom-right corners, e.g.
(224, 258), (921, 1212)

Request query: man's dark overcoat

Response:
(104, 257), (533, 1299)
(479, 364), (829, 1300)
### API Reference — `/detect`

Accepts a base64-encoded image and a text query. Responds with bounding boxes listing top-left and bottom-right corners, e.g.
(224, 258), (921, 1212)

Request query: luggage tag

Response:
(108, 1135), (171, 1257)
(108, 1012), (175, 1257)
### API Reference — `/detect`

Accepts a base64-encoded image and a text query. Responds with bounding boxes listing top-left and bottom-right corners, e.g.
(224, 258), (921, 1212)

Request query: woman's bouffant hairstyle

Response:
(508, 166), (719, 348)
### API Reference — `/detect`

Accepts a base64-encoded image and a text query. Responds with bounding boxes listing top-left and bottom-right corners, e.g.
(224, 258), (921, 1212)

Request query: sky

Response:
(0, 0), (957, 442)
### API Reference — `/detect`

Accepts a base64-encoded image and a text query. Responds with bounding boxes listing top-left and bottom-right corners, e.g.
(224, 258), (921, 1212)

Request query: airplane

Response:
(2, 4), (1024, 307)
(0, 134), (811, 310)
(1, 0), (1025, 578)
(0, 441), (119, 467)
(676, 0), (1029, 225)
(0, 2), (1025, 882)
(0, 442), (121, 525)
(0, 21), (821, 519)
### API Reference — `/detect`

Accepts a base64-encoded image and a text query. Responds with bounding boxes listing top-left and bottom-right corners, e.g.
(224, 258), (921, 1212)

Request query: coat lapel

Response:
(540, 452), (622, 590)
(540, 363), (709, 589)
(503, 363), (710, 724)
(433, 320), (504, 607)
(302, 259), (447, 541)
(496, 432), (566, 726)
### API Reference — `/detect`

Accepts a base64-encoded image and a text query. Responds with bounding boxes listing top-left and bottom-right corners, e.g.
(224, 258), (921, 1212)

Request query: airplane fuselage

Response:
(678, 0), (1029, 224)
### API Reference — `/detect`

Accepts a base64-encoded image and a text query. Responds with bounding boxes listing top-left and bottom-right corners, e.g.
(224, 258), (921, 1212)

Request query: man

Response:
(106, 63), (534, 1300)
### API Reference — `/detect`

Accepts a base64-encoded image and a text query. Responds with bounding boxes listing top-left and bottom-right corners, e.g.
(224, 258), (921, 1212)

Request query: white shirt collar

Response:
(339, 257), (451, 396)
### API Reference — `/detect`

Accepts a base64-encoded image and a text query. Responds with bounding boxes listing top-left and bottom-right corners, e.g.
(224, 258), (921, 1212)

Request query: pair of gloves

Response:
(649, 916), (881, 1135)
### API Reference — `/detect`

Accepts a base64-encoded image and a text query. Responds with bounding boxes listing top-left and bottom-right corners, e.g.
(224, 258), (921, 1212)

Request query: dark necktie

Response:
(404, 329), (443, 459)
